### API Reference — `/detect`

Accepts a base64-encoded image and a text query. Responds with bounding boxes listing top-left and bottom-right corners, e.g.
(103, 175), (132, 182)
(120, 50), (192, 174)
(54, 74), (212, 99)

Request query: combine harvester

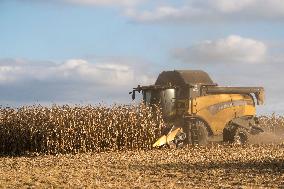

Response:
(130, 70), (265, 147)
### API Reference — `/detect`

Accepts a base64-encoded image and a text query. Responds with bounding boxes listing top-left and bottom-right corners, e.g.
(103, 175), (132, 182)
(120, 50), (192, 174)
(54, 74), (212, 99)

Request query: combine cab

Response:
(130, 70), (265, 147)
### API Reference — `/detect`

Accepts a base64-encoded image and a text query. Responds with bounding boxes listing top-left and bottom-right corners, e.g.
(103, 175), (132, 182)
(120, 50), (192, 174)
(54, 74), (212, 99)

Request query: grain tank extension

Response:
(130, 70), (265, 147)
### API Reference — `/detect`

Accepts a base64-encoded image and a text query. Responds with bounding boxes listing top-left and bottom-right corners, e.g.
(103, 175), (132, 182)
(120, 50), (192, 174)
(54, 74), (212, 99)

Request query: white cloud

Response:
(0, 58), (153, 86)
(126, 0), (284, 22)
(170, 35), (284, 114)
(14, 0), (284, 22)
(174, 35), (267, 64)
(0, 58), (154, 104)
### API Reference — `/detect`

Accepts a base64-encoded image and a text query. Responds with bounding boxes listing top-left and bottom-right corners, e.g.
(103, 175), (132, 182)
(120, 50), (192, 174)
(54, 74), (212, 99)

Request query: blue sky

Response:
(0, 0), (284, 114)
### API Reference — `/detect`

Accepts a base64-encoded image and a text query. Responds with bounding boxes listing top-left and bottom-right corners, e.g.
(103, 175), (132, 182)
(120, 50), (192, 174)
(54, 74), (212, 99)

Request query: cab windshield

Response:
(143, 90), (160, 106)
(143, 89), (176, 117)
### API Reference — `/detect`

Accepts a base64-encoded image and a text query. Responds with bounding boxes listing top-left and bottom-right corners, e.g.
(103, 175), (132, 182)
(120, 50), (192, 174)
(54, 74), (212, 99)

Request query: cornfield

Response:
(0, 104), (163, 155)
(0, 104), (283, 155)
(259, 113), (284, 133)
(0, 105), (284, 188)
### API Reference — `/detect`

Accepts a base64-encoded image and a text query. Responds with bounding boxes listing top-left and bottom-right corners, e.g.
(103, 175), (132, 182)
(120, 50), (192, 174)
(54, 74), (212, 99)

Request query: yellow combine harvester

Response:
(130, 70), (265, 147)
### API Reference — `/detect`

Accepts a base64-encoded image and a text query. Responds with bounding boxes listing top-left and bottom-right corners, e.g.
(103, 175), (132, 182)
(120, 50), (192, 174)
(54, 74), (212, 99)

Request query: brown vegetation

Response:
(0, 105), (284, 155)
(0, 105), (284, 188)
(259, 114), (284, 134)
(0, 104), (163, 155)
(0, 145), (284, 188)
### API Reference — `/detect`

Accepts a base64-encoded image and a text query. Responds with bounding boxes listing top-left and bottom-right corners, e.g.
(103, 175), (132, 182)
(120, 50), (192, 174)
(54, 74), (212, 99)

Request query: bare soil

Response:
(1, 144), (283, 188)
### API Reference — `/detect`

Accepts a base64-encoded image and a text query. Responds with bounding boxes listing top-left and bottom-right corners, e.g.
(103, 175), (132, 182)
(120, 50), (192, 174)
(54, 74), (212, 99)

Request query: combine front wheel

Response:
(196, 120), (210, 145)
(187, 119), (210, 146)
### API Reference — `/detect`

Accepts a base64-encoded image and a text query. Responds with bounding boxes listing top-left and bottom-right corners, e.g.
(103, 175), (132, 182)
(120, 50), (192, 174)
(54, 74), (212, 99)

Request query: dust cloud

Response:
(249, 129), (284, 144)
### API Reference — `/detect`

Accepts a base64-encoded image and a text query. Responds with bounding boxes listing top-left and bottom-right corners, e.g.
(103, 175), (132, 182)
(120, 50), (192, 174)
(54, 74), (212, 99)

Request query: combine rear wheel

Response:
(234, 127), (250, 145)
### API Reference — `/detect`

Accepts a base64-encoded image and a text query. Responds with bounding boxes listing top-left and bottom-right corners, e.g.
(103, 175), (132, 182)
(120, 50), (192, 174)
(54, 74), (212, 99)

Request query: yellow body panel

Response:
(190, 94), (256, 135)
(152, 135), (167, 147)
(152, 128), (182, 147)
(153, 94), (257, 147)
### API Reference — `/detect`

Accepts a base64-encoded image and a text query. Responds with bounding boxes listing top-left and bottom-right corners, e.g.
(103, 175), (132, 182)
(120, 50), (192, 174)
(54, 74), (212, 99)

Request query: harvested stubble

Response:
(0, 145), (284, 188)
(0, 104), (163, 155)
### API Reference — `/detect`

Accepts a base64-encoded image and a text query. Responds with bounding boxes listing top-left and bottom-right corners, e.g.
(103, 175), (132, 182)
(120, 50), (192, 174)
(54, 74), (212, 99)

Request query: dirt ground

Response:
(0, 144), (283, 189)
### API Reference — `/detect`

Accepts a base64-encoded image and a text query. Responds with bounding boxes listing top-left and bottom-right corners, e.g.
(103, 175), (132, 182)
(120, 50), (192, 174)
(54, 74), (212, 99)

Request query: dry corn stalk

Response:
(0, 104), (163, 155)
(0, 104), (283, 155)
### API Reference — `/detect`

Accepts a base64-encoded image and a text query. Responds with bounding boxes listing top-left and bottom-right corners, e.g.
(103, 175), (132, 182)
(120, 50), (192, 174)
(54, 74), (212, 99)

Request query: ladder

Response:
(188, 118), (199, 145)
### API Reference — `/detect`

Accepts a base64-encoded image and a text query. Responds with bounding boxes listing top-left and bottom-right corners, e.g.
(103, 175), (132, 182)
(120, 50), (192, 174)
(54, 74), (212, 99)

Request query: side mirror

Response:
(129, 90), (136, 100)
(132, 90), (136, 100)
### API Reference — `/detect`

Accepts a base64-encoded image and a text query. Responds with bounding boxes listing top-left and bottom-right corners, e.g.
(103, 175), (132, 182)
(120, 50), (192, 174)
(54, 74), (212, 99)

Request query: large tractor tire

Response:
(196, 120), (210, 146)
(186, 119), (210, 146)
(223, 127), (234, 143)
(234, 127), (250, 145)
(162, 119), (211, 148)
